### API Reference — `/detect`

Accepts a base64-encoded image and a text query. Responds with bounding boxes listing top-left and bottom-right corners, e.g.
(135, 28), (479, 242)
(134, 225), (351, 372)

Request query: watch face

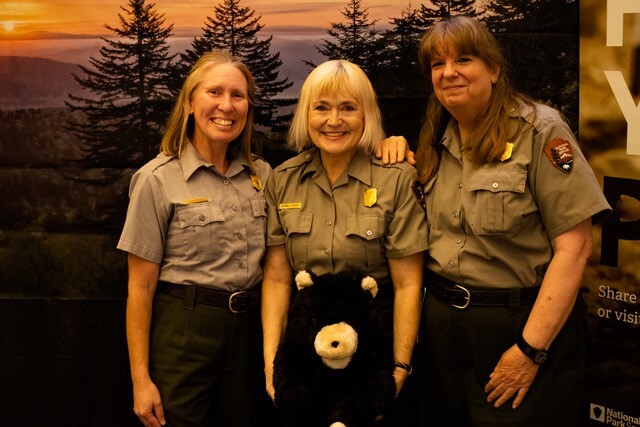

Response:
(534, 352), (548, 365)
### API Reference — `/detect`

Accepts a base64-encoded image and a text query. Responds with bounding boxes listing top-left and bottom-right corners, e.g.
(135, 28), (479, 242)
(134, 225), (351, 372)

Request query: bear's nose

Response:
(331, 341), (339, 348)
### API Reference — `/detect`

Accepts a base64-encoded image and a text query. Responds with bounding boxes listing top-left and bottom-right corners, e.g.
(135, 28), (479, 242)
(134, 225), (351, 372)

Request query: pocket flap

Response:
(282, 212), (313, 234)
(469, 167), (526, 193)
(176, 203), (225, 227)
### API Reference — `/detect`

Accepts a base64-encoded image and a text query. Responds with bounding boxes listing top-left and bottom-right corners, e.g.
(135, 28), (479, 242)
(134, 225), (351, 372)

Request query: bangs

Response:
(309, 70), (359, 103)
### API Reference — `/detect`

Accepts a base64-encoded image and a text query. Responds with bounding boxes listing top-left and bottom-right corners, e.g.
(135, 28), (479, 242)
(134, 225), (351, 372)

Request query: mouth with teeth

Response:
(323, 131), (348, 138)
(212, 118), (234, 126)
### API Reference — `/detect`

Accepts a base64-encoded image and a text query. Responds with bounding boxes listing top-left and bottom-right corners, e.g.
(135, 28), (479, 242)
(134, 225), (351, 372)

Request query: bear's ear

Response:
(295, 270), (314, 290)
(360, 276), (378, 298)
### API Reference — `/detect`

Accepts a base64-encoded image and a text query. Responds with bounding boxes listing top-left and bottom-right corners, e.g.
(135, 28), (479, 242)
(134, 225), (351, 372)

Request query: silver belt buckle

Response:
(228, 291), (247, 313)
(452, 284), (471, 309)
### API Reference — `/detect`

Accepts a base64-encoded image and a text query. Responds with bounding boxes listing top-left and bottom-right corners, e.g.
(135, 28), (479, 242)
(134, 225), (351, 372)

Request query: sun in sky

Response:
(3, 21), (15, 31)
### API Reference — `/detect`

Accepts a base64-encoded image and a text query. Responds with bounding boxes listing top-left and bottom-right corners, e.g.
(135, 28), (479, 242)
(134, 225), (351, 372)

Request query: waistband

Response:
(157, 281), (260, 313)
(424, 270), (540, 310)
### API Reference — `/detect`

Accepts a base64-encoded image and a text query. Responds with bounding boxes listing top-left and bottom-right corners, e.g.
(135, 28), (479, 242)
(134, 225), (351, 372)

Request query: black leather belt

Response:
(425, 270), (540, 310)
(157, 281), (259, 313)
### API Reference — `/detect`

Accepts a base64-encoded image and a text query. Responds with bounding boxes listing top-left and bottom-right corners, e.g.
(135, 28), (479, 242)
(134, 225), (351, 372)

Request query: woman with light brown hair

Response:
(415, 16), (610, 426)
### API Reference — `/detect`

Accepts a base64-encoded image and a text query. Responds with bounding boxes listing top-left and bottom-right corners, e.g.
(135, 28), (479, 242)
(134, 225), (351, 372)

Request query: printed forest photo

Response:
(3, 0), (620, 426)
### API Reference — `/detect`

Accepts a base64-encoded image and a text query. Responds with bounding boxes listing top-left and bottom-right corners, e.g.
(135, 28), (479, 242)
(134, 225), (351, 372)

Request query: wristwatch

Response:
(516, 335), (548, 365)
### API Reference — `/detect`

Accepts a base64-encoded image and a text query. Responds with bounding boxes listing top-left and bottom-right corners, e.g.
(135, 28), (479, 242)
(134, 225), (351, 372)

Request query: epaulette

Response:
(274, 148), (315, 173)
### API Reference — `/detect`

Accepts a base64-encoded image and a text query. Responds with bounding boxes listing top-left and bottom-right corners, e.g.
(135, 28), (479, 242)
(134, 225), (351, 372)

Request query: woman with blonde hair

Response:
(119, 50), (271, 427)
(262, 59), (427, 426)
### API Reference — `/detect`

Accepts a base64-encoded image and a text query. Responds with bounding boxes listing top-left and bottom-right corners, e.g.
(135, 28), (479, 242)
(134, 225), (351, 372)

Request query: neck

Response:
(320, 149), (358, 185)
(193, 138), (230, 174)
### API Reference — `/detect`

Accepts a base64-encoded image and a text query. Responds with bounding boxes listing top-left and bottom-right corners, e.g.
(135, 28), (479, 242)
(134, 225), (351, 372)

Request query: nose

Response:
(443, 61), (458, 78)
(327, 108), (342, 126)
(331, 341), (339, 348)
(218, 94), (234, 112)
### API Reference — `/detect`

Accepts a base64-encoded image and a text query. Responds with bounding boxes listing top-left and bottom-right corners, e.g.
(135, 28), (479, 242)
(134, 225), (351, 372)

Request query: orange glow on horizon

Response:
(0, 1), (406, 37)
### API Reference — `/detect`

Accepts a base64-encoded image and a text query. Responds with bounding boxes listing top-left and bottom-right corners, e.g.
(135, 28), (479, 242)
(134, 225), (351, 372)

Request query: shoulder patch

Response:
(544, 138), (573, 174)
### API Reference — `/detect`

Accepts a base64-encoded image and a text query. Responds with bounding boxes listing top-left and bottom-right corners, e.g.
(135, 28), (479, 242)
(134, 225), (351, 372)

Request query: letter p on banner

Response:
(607, 0), (640, 46)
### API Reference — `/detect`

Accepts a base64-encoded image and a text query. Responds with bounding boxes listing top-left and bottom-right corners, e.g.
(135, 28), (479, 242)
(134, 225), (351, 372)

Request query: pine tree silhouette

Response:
(65, 0), (176, 186)
(178, 0), (293, 135)
(312, 0), (386, 80)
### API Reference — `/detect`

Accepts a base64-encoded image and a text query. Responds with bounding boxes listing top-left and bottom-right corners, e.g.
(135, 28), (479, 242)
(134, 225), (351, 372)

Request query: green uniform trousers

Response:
(417, 292), (586, 427)
(149, 292), (272, 427)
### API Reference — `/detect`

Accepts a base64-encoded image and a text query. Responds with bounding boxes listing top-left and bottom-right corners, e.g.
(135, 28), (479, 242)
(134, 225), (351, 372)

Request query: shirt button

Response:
(324, 248), (329, 254)
(199, 214), (205, 221)
(457, 182), (463, 189)
(492, 182), (499, 189)
(366, 230), (373, 236)
(326, 220), (332, 226)
(223, 179), (230, 185)
(448, 261), (455, 267)
(305, 154), (311, 159)
(453, 211), (459, 218)
(232, 204), (238, 211)
(456, 238), (462, 244)
(236, 233), (244, 240)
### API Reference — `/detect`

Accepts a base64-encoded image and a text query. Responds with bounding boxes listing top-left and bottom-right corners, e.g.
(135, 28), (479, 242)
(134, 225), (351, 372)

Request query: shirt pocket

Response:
(175, 202), (226, 261)
(467, 167), (527, 235)
(281, 212), (313, 270)
(345, 214), (387, 270)
(250, 194), (267, 250)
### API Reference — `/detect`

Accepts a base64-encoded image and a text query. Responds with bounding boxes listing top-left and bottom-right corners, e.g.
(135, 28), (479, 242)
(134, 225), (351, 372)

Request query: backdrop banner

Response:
(580, 0), (640, 425)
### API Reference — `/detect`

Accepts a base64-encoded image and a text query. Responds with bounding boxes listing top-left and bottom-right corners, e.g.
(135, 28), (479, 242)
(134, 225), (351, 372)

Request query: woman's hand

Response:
(484, 344), (539, 409)
(132, 378), (166, 427)
(375, 136), (416, 165)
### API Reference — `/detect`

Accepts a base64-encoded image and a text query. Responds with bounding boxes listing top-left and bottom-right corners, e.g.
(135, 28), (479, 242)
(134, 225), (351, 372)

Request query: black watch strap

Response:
(517, 335), (548, 365)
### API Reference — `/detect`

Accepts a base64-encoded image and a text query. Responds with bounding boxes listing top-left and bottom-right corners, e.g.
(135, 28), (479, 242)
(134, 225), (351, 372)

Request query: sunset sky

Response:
(0, 0), (410, 36)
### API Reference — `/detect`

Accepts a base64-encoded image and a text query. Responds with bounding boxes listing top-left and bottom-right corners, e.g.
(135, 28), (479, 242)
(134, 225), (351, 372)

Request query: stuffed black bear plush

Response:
(273, 269), (396, 427)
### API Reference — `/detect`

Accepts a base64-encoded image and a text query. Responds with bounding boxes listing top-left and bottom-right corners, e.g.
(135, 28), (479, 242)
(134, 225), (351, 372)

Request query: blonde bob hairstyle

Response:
(161, 50), (257, 168)
(288, 59), (385, 153)
(416, 16), (531, 183)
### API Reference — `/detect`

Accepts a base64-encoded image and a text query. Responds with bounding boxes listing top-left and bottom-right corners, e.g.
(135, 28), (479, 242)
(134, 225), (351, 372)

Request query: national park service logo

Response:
(544, 138), (573, 174)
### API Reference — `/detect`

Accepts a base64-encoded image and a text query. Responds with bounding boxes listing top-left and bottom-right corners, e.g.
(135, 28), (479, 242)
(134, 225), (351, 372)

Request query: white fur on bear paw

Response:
(361, 275), (378, 297)
(295, 270), (313, 290)
(329, 423), (346, 427)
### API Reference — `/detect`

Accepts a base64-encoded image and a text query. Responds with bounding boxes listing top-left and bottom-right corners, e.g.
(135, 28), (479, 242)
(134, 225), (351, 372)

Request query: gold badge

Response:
(500, 142), (514, 161)
(364, 188), (377, 207)
(250, 175), (263, 191)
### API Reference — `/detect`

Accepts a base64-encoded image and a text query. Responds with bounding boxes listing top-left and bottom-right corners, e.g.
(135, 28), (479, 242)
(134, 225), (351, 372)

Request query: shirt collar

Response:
(180, 141), (249, 180)
(299, 147), (372, 186)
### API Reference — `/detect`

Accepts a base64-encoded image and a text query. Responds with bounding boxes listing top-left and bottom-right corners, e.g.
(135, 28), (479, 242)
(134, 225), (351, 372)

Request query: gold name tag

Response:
(183, 197), (208, 205)
(279, 203), (302, 210)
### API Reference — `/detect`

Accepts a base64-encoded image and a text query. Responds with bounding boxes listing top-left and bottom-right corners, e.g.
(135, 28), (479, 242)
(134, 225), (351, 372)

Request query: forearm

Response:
(393, 284), (422, 364)
(126, 284), (156, 385)
(522, 219), (593, 350)
(261, 280), (291, 371)
(389, 253), (424, 364)
(261, 245), (293, 376)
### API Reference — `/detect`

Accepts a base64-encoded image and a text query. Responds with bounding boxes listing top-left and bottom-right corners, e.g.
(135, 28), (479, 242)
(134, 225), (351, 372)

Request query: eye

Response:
(233, 92), (246, 100)
(457, 56), (472, 64)
(312, 104), (329, 112)
(430, 60), (444, 69)
(209, 89), (220, 96)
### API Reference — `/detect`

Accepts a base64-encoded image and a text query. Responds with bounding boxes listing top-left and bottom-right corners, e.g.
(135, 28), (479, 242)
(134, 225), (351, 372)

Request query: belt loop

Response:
(183, 285), (196, 310)
(509, 287), (521, 313)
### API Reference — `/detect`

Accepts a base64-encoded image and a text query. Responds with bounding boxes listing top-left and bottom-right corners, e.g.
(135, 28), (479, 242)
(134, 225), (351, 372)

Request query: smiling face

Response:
(307, 92), (364, 162)
(189, 63), (249, 150)
(430, 51), (500, 121)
